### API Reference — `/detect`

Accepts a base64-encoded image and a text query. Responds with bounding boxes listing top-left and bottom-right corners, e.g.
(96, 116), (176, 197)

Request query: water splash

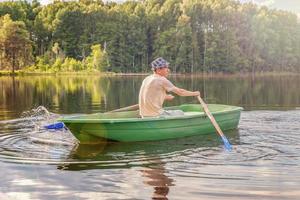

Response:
(20, 106), (51, 119)
(19, 106), (60, 131)
(0, 106), (77, 163)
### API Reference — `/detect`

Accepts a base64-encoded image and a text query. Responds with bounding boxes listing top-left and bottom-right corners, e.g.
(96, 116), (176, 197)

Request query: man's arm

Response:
(172, 87), (200, 97)
(165, 94), (175, 101)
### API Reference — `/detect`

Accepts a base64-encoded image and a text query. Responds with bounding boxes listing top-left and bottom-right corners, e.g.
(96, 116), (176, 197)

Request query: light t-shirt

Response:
(139, 74), (175, 117)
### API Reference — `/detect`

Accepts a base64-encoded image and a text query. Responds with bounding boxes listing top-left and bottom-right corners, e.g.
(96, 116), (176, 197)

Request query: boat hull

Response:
(60, 104), (242, 143)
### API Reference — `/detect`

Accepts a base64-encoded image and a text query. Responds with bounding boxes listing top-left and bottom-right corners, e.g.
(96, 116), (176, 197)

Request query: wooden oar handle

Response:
(197, 96), (232, 150)
(108, 104), (139, 113)
(197, 96), (225, 137)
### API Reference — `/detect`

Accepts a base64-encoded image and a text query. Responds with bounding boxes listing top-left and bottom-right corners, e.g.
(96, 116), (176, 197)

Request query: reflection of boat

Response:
(60, 129), (240, 171)
(61, 132), (241, 199)
(59, 104), (242, 143)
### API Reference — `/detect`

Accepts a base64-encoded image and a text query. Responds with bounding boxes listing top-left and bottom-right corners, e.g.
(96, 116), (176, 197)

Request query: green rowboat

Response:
(59, 104), (243, 143)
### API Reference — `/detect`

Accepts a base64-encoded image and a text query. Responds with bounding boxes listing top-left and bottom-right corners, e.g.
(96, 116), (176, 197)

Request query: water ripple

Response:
(0, 107), (77, 164)
(0, 109), (300, 174)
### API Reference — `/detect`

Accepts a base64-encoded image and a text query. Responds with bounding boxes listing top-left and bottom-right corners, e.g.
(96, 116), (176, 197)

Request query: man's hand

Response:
(165, 94), (175, 101)
(194, 91), (200, 96)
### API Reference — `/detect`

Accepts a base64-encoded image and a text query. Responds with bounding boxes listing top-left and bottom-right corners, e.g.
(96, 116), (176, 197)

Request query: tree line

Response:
(0, 0), (300, 73)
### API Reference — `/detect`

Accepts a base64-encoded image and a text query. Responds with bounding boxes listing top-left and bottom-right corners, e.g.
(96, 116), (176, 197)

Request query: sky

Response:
(240, 0), (300, 16)
(36, 0), (125, 6)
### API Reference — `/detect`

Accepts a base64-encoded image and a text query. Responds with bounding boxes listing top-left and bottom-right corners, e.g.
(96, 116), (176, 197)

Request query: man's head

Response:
(151, 57), (170, 77)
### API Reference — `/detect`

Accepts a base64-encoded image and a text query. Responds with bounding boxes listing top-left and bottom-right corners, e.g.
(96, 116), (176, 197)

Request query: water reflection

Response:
(53, 130), (239, 199)
(1, 75), (300, 120)
(2, 74), (300, 200)
(141, 164), (174, 200)
(60, 129), (239, 169)
(66, 142), (177, 199)
(1, 108), (300, 199)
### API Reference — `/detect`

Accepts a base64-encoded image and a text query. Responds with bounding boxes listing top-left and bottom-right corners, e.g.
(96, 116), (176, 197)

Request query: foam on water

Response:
(0, 106), (77, 163)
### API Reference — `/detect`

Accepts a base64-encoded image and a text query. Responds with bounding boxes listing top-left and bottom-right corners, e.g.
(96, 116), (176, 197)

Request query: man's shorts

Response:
(159, 110), (185, 117)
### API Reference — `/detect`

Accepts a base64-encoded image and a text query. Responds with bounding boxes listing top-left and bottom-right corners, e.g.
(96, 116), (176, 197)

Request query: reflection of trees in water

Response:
(0, 76), (110, 118)
(172, 75), (300, 110)
(0, 76), (144, 116)
(1, 75), (299, 119)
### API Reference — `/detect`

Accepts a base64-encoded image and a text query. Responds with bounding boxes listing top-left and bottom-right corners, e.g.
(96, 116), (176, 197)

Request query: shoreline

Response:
(0, 70), (299, 77)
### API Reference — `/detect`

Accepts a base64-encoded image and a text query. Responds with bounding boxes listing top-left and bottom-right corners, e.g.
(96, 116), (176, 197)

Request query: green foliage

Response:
(27, 43), (108, 72)
(0, 14), (33, 73)
(61, 57), (83, 71)
(84, 44), (109, 71)
(1, 0), (300, 73)
(51, 57), (63, 72)
(35, 55), (50, 71)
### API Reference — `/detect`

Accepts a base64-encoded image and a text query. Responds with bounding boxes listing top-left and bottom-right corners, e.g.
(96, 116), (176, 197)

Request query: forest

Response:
(0, 0), (300, 73)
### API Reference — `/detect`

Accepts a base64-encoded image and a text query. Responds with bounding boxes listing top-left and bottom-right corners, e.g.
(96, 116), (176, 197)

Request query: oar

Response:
(107, 104), (139, 113)
(44, 122), (65, 129)
(44, 104), (139, 130)
(197, 96), (232, 151)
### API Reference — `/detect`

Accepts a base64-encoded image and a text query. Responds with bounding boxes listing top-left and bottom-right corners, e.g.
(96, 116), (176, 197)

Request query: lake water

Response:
(0, 74), (300, 199)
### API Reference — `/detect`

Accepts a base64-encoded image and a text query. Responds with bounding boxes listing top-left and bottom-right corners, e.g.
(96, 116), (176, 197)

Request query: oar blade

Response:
(44, 122), (65, 130)
(221, 135), (232, 151)
(197, 96), (233, 151)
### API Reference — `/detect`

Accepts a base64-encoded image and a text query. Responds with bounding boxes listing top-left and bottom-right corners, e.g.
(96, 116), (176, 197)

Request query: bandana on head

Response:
(151, 57), (169, 70)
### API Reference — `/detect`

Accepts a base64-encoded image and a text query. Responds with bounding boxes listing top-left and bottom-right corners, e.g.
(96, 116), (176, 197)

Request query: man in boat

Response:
(139, 57), (200, 118)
